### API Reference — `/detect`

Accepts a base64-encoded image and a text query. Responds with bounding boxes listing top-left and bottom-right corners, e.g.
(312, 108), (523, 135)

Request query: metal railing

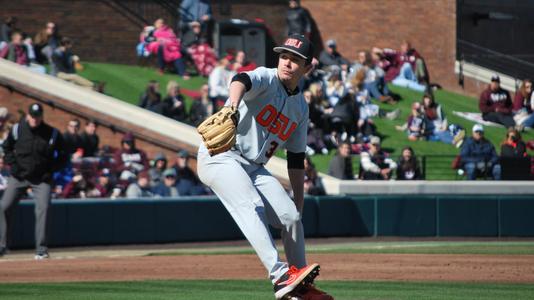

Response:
(103, 0), (180, 29)
(350, 154), (533, 181)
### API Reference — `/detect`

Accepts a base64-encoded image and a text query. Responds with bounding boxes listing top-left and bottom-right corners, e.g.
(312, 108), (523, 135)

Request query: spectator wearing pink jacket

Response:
(147, 19), (188, 79)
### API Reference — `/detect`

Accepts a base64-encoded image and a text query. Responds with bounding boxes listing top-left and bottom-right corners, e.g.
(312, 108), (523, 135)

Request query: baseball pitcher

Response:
(197, 34), (333, 300)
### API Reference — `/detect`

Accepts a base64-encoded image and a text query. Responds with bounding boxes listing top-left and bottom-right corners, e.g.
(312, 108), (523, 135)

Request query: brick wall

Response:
(301, 0), (458, 91)
(1, 0), (459, 91)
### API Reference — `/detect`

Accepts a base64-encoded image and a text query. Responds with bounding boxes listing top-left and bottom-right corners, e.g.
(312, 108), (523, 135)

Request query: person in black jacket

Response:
(0, 103), (67, 259)
(286, 0), (311, 37)
(80, 119), (100, 157)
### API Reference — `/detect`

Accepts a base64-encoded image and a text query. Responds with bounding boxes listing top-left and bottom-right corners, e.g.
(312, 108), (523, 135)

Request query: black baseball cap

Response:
(491, 74), (500, 82)
(28, 103), (43, 117)
(273, 34), (313, 62)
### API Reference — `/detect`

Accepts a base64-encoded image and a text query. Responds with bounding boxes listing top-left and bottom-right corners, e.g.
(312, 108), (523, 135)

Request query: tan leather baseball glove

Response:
(197, 106), (239, 156)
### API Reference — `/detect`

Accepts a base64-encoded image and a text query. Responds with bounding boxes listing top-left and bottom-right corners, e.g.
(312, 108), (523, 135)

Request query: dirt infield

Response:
(1, 251), (533, 284)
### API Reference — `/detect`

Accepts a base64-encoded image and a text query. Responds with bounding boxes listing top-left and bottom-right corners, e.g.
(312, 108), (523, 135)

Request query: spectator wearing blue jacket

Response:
(152, 168), (192, 197)
(460, 124), (501, 180)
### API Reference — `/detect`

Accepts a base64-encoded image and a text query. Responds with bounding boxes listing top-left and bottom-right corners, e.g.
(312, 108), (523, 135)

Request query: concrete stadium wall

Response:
(8, 195), (534, 249)
(0, 0), (459, 91)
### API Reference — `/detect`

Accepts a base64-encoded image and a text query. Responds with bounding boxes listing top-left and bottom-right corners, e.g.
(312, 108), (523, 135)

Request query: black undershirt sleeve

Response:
(287, 151), (305, 169)
(231, 73), (252, 92)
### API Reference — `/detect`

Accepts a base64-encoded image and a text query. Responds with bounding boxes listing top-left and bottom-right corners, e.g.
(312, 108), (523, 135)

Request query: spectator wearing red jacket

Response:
(113, 132), (150, 182)
(373, 41), (428, 92)
(513, 79), (534, 129)
(0, 31), (28, 66)
(479, 75), (515, 128)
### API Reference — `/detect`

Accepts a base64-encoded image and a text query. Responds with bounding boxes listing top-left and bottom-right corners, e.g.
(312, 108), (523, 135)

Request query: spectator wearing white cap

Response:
(459, 124), (501, 180)
(479, 75), (515, 128)
(360, 136), (397, 180)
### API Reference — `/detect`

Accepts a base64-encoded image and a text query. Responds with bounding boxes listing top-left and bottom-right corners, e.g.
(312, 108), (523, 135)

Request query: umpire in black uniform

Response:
(0, 103), (67, 259)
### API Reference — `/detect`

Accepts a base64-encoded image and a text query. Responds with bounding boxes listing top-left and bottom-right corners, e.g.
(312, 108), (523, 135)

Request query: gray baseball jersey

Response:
(230, 67), (309, 164)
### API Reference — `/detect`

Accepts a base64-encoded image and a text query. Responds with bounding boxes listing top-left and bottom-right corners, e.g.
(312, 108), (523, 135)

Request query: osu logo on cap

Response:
(284, 38), (302, 49)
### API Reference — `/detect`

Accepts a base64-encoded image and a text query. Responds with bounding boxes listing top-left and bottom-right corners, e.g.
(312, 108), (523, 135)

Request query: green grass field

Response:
(146, 241), (534, 256)
(77, 62), (534, 179)
(1, 279), (533, 300)
(1, 241), (533, 299)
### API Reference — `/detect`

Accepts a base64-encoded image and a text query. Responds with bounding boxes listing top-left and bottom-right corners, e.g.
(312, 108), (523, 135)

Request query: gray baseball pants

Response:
(197, 146), (307, 284)
(0, 176), (52, 253)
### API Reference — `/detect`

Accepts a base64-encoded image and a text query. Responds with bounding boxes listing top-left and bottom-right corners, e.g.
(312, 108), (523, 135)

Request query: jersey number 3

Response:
(265, 141), (279, 158)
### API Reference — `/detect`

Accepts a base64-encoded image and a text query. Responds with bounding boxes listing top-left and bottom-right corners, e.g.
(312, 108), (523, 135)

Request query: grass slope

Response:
(0, 280), (533, 300)
(77, 62), (534, 178)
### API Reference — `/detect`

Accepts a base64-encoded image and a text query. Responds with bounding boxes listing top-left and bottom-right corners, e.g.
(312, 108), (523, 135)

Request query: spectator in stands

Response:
(349, 51), (391, 103)
(163, 81), (187, 122)
(184, 22), (217, 77)
(373, 41), (427, 92)
(421, 93), (465, 147)
(114, 132), (150, 182)
(500, 128), (527, 158)
(63, 119), (83, 158)
(0, 17), (17, 46)
(149, 152), (167, 187)
(0, 107), (10, 145)
(513, 79), (534, 130)
(328, 93), (358, 146)
(325, 69), (347, 107)
(0, 112), (10, 146)
(319, 39), (349, 73)
(61, 170), (98, 199)
(174, 149), (207, 195)
(126, 171), (153, 198)
(360, 136), (397, 180)
(139, 80), (164, 114)
(396, 146), (422, 180)
(233, 50), (257, 73)
(34, 22), (60, 71)
(146, 18), (188, 79)
(479, 75), (515, 128)
(328, 142), (354, 180)
(286, 0), (311, 38)
(152, 168), (191, 197)
(304, 89), (328, 155)
(0, 31), (45, 74)
(352, 79), (399, 140)
(94, 168), (113, 198)
(0, 31), (28, 66)
(208, 55), (236, 109)
(53, 37), (94, 89)
(300, 57), (322, 91)
(136, 25), (154, 59)
(396, 102), (425, 141)
(178, 0), (213, 45)
(304, 156), (326, 195)
(460, 124), (501, 180)
(80, 119), (99, 157)
(189, 84), (214, 126)
(0, 157), (9, 199)
(22, 34), (46, 74)
(172, 150), (196, 183)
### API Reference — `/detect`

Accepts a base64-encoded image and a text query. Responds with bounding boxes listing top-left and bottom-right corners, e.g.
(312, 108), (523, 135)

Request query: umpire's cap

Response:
(273, 34), (313, 63)
(28, 103), (43, 117)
